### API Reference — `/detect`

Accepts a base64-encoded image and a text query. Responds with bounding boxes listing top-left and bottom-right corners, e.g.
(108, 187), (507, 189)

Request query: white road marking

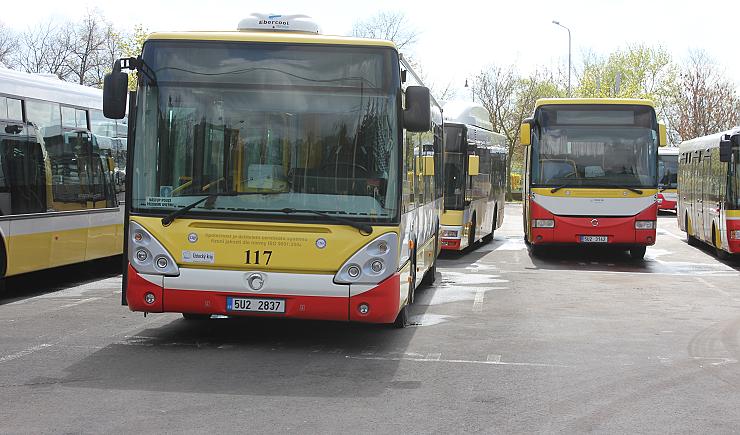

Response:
(60, 297), (102, 309)
(695, 277), (740, 301)
(0, 343), (53, 364)
(473, 289), (485, 312)
(346, 355), (568, 368)
(425, 352), (441, 361)
(486, 354), (502, 363)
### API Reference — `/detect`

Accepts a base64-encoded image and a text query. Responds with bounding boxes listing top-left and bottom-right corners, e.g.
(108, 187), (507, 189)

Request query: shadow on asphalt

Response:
(0, 255), (123, 304)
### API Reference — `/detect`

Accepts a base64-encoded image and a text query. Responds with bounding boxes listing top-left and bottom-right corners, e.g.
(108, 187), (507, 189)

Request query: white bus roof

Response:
(443, 101), (494, 131)
(679, 127), (740, 154)
(0, 67), (104, 110)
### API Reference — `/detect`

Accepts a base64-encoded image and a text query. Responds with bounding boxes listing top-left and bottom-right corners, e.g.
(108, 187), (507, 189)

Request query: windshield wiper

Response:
(610, 186), (644, 194)
(550, 183), (578, 193)
(280, 208), (373, 235)
(161, 193), (225, 226)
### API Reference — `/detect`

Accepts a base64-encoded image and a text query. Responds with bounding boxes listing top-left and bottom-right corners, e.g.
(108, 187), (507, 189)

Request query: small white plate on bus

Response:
(226, 297), (285, 313)
(580, 235), (608, 243)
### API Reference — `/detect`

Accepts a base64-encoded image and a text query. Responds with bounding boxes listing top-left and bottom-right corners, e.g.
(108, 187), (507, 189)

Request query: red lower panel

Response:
(728, 219), (740, 254)
(441, 238), (461, 250)
(125, 266), (403, 324)
(349, 274), (401, 324)
(126, 264), (164, 312)
(529, 200), (657, 245)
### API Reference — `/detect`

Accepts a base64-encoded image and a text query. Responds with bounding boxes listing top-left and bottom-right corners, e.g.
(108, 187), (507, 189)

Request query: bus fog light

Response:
(144, 292), (156, 305)
(358, 303), (370, 315)
(635, 220), (656, 230)
(370, 259), (384, 273)
(136, 249), (149, 262)
(133, 232), (143, 242)
(156, 257), (168, 269)
(347, 265), (361, 278)
(532, 219), (555, 228)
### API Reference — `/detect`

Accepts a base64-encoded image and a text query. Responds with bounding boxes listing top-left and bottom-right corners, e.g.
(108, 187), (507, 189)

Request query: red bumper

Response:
(728, 219), (740, 254)
(441, 238), (462, 250)
(125, 264), (401, 324)
(529, 201), (657, 246)
(657, 194), (677, 211)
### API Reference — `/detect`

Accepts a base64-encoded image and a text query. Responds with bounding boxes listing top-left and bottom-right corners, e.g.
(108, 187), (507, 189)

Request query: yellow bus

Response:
(440, 102), (507, 251)
(520, 98), (666, 259)
(0, 67), (125, 291)
(103, 14), (443, 327)
(678, 129), (740, 259)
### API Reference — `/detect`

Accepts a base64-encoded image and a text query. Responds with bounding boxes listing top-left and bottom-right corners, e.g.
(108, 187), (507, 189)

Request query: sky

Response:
(6, 0), (740, 97)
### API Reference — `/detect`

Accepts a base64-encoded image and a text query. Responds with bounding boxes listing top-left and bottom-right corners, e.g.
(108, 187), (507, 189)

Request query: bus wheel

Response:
(182, 313), (211, 321)
(468, 216), (477, 249)
(629, 246), (647, 260)
(0, 239), (6, 295)
(483, 209), (496, 243)
(713, 226), (730, 260)
(393, 304), (409, 329)
(421, 230), (438, 286)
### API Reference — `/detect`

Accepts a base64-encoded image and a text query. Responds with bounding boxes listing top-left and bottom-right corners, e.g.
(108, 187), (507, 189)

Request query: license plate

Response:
(226, 297), (285, 313)
(580, 235), (608, 243)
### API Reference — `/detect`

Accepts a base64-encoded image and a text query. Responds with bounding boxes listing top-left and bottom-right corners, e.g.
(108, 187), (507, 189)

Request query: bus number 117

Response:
(245, 250), (272, 265)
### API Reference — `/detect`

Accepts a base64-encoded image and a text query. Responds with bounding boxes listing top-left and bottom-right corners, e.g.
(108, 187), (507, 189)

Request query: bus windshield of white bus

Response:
(658, 153), (678, 189)
(532, 105), (658, 189)
(131, 41), (400, 223)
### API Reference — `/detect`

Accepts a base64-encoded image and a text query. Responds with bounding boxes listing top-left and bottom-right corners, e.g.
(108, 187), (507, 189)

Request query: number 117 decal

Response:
(245, 250), (272, 265)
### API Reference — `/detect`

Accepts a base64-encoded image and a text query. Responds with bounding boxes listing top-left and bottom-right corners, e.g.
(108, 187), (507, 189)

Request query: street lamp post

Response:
(552, 20), (571, 97)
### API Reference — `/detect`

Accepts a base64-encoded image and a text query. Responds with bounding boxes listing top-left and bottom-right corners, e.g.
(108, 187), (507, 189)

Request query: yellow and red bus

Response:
(103, 14), (443, 327)
(678, 129), (740, 258)
(440, 102), (507, 251)
(657, 146), (678, 211)
(0, 67), (125, 291)
(520, 99), (666, 260)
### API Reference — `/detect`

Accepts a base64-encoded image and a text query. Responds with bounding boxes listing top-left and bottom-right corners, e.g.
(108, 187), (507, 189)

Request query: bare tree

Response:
(67, 9), (119, 87)
(0, 22), (18, 67)
(352, 11), (417, 51)
(669, 50), (740, 142)
(14, 20), (75, 79)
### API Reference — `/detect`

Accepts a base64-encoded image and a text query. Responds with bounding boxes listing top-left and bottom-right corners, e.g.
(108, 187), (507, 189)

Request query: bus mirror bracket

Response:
(104, 57), (157, 119)
(520, 118), (533, 146)
(404, 86), (431, 132)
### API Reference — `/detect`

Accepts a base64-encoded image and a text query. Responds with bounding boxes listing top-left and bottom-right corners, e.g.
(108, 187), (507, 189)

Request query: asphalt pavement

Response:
(1, 204), (739, 433)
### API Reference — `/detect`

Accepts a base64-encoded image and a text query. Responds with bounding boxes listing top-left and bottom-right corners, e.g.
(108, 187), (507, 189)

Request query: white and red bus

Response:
(520, 99), (666, 259)
(657, 146), (678, 211)
(678, 128), (740, 258)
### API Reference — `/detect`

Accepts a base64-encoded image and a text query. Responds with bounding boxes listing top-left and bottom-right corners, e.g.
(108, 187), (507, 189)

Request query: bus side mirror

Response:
(404, 86), (431, 132)
(468, 155), (480, 176)
(103, 67), (129, 119)
(520, 121), (532, 146)
(658, 123), (668, 147)
(720, 134), (733, 162)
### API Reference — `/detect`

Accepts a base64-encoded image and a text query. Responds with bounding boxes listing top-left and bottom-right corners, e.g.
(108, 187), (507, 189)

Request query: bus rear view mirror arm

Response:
(103, 57), (157, 119)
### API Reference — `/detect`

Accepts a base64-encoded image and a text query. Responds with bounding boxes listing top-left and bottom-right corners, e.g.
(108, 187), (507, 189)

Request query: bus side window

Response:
(0, 125), (47, 215)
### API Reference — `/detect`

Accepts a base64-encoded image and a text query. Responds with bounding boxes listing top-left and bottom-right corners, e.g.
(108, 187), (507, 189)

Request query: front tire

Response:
(629, 246), (647, 260)
(467, 216), (477, 250)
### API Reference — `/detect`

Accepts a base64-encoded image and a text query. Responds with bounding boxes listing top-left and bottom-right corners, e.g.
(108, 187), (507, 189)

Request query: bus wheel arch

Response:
(468, 213), (477, 249)
(712, 223), (729, 260)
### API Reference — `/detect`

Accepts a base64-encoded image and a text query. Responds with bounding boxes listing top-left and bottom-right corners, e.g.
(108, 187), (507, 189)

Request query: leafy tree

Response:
(115, 25), (149, 90)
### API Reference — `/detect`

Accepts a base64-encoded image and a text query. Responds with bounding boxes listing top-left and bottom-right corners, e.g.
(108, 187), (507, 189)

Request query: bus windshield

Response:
(131, 41), (400, 222)
(658, 152), (678, 189)
(444, 124), (466, 209)
(532, 105), (658, 189)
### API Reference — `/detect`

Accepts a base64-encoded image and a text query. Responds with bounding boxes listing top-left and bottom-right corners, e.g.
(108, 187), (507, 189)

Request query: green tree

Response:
(576, 44), (678, 123)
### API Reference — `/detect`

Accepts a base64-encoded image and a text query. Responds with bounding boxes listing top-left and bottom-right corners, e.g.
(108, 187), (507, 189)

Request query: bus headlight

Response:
(334, 232), (398, 285)
(731, 230), (740, 240)
(129, 221), (180, 276)
(441, 229), (459, 238)
(635, 220), (656, 230)
(532, 219), (555, 228)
